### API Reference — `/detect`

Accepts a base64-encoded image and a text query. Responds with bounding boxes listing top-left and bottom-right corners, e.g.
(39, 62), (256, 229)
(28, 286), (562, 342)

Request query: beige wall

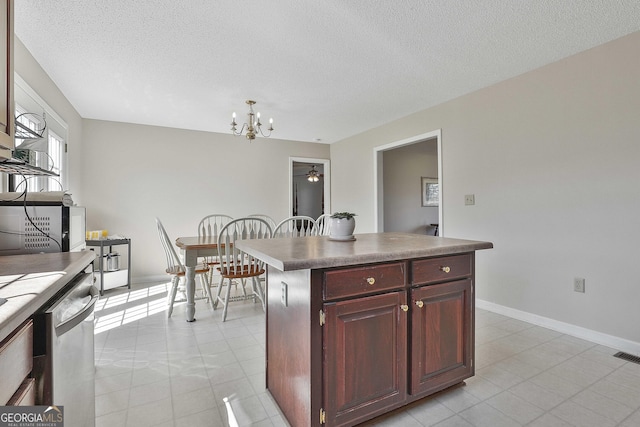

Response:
(331, 31), (640, 348)
(80, 119), (329, 279)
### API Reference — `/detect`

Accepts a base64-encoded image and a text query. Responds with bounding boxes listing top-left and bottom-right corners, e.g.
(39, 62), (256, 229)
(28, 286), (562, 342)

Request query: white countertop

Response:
(236, 232), (493, 271)
(0, 251), (95, 343)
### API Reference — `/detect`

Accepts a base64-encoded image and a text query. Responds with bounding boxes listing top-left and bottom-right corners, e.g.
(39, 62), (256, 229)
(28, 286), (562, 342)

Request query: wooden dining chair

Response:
(273, 215), (317, 237)
(155, 218), (212, 318)
(197, 214), (233, 288)
(214, 217), (273, 322)
(316, 213), (332, 236)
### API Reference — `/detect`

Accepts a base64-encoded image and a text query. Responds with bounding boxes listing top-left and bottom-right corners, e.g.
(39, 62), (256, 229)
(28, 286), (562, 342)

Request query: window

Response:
(46, 131), (64, 190)
(12, 75), (68, 192)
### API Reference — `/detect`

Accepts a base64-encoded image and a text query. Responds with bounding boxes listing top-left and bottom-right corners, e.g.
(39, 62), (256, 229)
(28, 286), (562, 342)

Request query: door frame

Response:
(373, 129), (442, 234)
(289, 156), (331, 217)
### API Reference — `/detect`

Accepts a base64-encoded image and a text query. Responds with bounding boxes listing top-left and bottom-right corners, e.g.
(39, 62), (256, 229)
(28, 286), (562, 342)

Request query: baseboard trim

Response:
(476, 299), (640, 357)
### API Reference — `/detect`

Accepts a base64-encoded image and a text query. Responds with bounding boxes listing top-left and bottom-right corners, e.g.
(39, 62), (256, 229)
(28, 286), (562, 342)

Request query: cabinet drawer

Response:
(0, 319), (33, 405)
(324, 262), (406, 300)
(411, 254), (472, 286)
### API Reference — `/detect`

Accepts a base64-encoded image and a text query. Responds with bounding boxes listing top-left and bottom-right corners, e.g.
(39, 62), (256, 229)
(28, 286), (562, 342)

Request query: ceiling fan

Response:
(306, 165), (322, 182)
(293, 164), (324, 182)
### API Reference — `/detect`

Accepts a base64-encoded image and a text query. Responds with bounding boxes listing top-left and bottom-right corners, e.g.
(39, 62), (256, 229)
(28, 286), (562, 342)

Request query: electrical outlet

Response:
(465, 194), (475, 205)
(574, 277), (585, 293)
(281, 282), (288, 306)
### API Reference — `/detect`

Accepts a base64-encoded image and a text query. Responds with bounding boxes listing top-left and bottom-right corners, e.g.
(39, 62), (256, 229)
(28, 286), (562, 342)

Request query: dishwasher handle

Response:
(55, 285), (100, 337)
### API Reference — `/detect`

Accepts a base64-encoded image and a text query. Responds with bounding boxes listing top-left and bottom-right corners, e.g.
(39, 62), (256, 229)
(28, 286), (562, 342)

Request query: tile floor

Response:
(94, 282), (640, 427)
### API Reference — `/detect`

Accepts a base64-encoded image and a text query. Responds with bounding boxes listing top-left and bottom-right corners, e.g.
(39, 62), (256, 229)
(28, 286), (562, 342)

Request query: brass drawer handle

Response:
(415, 300), (424, 308)
(366, 277), (375, 285)
(400, 304), (409, 312)
(440, 266), (451, 273)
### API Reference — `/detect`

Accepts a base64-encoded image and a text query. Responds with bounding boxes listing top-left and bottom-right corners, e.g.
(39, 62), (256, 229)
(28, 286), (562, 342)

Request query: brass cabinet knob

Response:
(415, 300), (424, 308)
(400, 304), (409, 312)
(366, 277), (375, 285)
(440, 266), (451, 273)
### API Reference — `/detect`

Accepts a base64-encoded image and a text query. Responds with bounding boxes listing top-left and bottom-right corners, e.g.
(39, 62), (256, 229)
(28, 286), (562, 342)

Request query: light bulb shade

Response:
(307, 165), (321, 182)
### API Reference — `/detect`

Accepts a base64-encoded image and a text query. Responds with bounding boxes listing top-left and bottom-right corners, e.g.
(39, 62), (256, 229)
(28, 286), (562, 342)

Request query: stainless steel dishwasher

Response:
(32, 264), (98, 427)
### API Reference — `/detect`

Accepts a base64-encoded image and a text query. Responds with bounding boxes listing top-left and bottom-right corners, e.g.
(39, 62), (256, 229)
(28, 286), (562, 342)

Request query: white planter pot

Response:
(330, 217), (355, 240)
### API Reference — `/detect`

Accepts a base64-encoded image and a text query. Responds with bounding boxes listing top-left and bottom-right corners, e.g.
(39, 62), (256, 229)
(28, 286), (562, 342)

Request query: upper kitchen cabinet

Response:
(0, 0), (14, 152)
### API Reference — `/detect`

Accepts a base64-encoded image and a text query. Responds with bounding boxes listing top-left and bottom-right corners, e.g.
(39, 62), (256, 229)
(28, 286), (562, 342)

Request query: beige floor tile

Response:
(550, 400), (616, 427)
(485, 390), (545, 424)
(508, 380), (566, 411)
(94, 287), (636, 427)
(459, 402), (520, 427)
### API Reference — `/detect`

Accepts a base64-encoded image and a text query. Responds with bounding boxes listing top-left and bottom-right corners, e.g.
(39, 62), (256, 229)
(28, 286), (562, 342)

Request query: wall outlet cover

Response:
(465, 194), (475, 205)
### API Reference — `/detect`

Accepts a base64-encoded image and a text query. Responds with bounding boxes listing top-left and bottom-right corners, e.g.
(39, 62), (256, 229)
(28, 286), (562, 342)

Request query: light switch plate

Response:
(465, 194), (475, 205)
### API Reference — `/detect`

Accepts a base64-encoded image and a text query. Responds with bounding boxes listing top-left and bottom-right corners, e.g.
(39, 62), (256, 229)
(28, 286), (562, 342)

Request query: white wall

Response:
(383, 140), (438, 234)
(331, 31), (640, 348)
(80, 119), (329, 279)
(12, 38), (84, 200)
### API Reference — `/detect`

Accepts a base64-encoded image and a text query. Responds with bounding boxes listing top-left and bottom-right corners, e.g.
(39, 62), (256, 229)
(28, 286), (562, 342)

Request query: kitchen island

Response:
(236, 232), (493, 427)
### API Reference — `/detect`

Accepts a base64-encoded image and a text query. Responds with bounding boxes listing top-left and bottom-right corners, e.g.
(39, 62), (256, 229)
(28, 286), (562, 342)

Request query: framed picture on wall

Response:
(421, 177), (439, 207)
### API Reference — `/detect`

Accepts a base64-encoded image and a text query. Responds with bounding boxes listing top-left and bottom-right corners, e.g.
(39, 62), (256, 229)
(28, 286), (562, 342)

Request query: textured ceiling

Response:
(14, 1), (640, 144)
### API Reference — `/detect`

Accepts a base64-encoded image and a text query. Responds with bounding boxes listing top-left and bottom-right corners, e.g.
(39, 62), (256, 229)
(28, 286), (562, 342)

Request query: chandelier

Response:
(307, 165), (320, 182)
(230, 100), (274, 140)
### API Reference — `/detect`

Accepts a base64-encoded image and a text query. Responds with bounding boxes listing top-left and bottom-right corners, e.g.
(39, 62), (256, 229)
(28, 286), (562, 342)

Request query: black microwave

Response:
(0, 205), (86, 255)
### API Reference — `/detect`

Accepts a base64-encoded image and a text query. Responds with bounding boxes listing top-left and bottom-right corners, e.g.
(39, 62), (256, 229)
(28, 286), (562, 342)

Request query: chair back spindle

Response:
(316, 213), (332, 236)
(247, 214), (277, 232)
(198, 214), (234, 238)
(156, 217), (183, 273)
(273, 215), (318, 238)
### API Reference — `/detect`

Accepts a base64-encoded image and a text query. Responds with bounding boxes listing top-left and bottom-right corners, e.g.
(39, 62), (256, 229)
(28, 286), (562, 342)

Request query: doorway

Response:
(289, 157), (331, 219)
(373, 130), (442, 235)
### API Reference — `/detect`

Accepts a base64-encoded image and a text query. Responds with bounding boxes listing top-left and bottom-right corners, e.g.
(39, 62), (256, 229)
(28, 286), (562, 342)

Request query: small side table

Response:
(86, 238), (132, 295)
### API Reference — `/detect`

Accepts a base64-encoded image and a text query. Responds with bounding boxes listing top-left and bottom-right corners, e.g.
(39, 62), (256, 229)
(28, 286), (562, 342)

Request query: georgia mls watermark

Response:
(0, 406), (63, 427)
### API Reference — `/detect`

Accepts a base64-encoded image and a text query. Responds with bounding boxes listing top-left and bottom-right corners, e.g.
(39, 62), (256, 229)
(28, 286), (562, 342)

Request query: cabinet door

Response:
(323, 291), (407, 427)
(410, 279), (473, 396)
(0, 0), (13, 151)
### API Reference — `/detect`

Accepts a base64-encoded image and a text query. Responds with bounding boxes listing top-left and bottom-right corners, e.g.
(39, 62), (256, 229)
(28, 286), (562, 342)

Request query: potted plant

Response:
(329, 212), (356, 240)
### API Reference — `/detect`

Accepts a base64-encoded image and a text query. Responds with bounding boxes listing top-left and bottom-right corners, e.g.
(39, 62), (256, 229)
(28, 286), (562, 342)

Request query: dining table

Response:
(174, 235), (220, 322)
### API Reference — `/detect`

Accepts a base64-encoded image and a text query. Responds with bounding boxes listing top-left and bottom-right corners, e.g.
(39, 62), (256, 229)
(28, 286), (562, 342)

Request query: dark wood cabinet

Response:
(323, 291), (407, 427)
(264, 248), (481, 427)
(317, 256), (474, 426)
(410, 279), (473, 396)
(0, 0), (14, 152)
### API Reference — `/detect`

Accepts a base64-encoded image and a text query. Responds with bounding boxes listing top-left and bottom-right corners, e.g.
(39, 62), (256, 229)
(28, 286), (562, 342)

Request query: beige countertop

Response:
(236, 232), (493, 271)
(0, 251), (96, 343)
